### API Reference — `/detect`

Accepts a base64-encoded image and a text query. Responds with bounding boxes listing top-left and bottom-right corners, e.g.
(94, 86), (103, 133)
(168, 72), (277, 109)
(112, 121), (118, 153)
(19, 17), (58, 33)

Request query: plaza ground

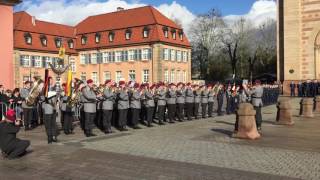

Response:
(0, 98), (320, 180)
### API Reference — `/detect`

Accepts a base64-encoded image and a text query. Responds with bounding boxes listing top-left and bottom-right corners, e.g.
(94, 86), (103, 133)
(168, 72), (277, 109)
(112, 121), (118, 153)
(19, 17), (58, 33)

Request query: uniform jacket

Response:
(41, 96), (57, 115)
(82, 86), (97, 113)
(20, 88), (33, 108)
(166, 89), (176, 105)
(130, 90), (141, 109)
(176, 89), (186, 104)
(117, 89), (129, 110)
(156, 89), (167, 106)
(194, 90), (201, 103)
(247, 86), (264, 107)
(185, 88), (194, 103)
(201, 89), (209, 104)
(102, 88), (115, 110)
(208, 90), (215, 103)
(144, 90), (155, 108)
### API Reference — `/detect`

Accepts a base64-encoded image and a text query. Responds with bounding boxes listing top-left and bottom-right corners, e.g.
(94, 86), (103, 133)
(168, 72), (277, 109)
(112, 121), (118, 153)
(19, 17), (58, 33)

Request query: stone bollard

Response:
(276, 98), (294, 125)
(314, 96), (320, 114)
(300, 98), (314, 118)
(233, 103), (261, 140)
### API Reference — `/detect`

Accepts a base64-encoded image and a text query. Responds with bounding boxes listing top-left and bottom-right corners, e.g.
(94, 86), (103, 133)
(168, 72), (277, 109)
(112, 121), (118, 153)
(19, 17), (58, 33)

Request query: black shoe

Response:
(147, 124), (154, 127)
(159, 122), (165, 125)
(169, 121), (175, 124)
(122, 127), (128, 131)
(48, 138), (52, 144)
(178, 120), (183, 122)
(133, 126), (142, 129)
(89, 133), (97, 136)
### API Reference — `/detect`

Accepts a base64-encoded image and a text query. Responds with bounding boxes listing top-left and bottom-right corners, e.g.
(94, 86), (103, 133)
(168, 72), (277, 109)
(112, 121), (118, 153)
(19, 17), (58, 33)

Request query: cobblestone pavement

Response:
(1, 98), (319, 180)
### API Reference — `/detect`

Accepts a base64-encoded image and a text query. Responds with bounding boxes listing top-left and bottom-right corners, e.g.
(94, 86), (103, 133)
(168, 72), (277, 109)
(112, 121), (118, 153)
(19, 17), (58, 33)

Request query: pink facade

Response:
(0, 5), (14, 89)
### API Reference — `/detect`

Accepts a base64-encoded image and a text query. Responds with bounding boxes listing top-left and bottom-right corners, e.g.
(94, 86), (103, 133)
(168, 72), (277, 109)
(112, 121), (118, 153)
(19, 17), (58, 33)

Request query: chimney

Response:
(31, 16), (36, 26)
(117, 7), (124, 11)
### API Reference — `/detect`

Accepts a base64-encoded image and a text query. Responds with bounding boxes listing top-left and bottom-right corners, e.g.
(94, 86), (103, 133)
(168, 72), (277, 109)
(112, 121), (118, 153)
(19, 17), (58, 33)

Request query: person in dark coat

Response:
(184, 83), (194, 120)
(166, 83), (177, 123)
(289, 81), (296, 97)
(0, 109), (30, 159)
(217, 85), (224, 116)
(297, 82), (303, 97)
(117, 81), (129, 131)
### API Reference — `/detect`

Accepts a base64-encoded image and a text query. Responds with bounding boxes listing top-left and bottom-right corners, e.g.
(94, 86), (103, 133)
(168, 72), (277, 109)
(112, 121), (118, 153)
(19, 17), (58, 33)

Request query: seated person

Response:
(0, 109), (30, 159)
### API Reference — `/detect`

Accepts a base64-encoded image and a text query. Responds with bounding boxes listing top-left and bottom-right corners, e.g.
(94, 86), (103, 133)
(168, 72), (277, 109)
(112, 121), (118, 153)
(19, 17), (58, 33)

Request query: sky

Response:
(14, 0), (277, 34)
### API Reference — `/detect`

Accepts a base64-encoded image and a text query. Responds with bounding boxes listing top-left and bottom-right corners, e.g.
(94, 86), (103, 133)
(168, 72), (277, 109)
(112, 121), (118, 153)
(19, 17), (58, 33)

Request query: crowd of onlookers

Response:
(289, 80), (320, 97)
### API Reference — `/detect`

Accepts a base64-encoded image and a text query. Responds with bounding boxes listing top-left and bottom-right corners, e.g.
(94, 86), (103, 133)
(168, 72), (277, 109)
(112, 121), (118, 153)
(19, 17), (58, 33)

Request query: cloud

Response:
(224, 0), (276, 27)
(15, 0), (196, 33)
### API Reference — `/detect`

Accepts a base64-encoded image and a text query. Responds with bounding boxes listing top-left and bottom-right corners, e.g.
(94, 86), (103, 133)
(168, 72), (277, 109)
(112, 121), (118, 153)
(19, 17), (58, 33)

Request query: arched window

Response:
(143, 26), (150, 38)
(109, 31), (115, 42)
(179, 30), (184, 41)
(125, 29), (132, 40)
(68, 39), (74, 49)
(24, 32), (32, 45)
(95, 32), (101, 43)
(171, 29), (176, 40)
(54, 37), (62, 48)
(39, 34), (47, 47)
(81, 35), (87, 45)
(163, 26), (169, 38)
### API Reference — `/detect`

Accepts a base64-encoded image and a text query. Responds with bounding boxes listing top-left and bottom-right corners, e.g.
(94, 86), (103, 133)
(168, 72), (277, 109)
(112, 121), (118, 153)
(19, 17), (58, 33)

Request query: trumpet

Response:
(67, 79), (84, 107)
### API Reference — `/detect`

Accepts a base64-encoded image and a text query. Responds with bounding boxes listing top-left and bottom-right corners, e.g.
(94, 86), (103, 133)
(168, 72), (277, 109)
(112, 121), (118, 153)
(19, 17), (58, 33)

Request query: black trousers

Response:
(44, 114), (57, 138)
(201, 103), (208, 118)
(176, 103), (184, 121)
(102, 110), (113, 131)
(118, 109), (128, 127)
(208, 102), (214, 117)
(131, 108), (140, 127)
(23, 108), (33, 129)
(60, 110), (65, 128)
(167, 104), (176, 122)
(6, 140), (30, 159)
(254, 106), (262, 128)
(217, 99), (223, 115)
(146, 107), (154, 125)
(157, 106), (166, 123)
(32, 108), (38, 127)
(80, 108), (85, 130)
(95, 109), (103, 129)
(84, 112), (96, 131)
(63, 111), (73, 133)
(186, 103), (194, 120)
(194, 103), (200, 118)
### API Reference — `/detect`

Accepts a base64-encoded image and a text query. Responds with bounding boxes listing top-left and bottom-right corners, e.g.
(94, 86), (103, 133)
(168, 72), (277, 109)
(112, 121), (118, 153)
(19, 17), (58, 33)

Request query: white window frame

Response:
(125, 32), (131, 40)
(142, 69), (149, 83)
(129, 70), (136, 81)
(143, 30), (149, 38)
(177, 50), (181, 62)
(81, 72), (86, 81)
(80, 54), (86, 64)
(104, 71), (111, 81)
(176, 70), (180, 82)
(164, 69), (169, 83)
(183, 70), (187, 83)
(182, 51), (187, 62)
(115, 51), (122, 62)
(128, 50), (135, 61)
(170, 69), (175, 83)
(170, 49), (176, 61)
(70, 59), (76, 72)
(91, 53), (97, 64)
(142, 48), (151, 61)
(116, 71), (122, 83)
(91, 72), (98, 85)
(21, 55), (30, 67)
(34, 56), (42, 68)
(164, 49), (169, 60)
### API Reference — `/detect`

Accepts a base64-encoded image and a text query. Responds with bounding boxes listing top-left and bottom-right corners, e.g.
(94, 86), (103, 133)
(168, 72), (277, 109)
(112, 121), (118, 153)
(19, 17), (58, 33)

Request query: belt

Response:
(252, 97), (262, 99)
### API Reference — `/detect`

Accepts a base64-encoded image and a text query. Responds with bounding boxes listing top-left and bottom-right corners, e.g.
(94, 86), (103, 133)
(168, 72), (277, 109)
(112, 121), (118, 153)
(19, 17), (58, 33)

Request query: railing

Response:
(0, 102), (24, 126)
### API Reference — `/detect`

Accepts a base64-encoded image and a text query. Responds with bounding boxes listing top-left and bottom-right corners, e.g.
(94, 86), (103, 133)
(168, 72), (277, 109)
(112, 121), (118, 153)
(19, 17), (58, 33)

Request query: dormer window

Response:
(179, 30), (184, 41)
(171, 29), (176, 40)
(95, 33), (101, 43)
(81, 35), (87, 45)
(109, 31), (115, 42)
(24, 32), (32, 45)
(125, 29), (132, 40)
(40, 34), (47, 47)
(54, 37), (62, 48)
(143, 26), (150, 38)
(68, 39), (74, 49)
(163, 27), (169, 38)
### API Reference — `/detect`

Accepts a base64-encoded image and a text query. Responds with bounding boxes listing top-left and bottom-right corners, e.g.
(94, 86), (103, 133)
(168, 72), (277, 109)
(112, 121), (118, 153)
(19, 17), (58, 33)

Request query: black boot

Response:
(48, 136), (53, 144)
(89, 130), (97, 136)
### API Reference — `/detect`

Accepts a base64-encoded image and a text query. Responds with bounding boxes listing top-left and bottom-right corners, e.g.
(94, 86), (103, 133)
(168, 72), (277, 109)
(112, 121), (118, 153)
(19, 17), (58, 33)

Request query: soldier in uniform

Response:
(201, 85), (209, 118)
(41, 91), (58, 144)
(143, 84), (155, 127)
(176, 82), (185, 122)
(217, 84), (224, 116)
(207, 84), (215, 118)
(167, 83), (177, 123)
(226, 85), (232, 114)
(101, 80), (115, 134)
(82, 79), (99, 137)
(117, 81), (129, 131)
(20, 81), (34, 131)
(193, 85), (201, 119)
(244, 80), (264, 131)
(185, 83), (194, 121)
(289, 81), (296, 97)
(129, 82), (142, 129)
(156, 82), (166, 125)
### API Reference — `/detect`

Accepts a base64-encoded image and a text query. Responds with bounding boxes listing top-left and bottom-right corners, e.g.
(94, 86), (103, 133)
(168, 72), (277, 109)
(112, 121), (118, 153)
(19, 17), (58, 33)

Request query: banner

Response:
(66, 70), (72, 97)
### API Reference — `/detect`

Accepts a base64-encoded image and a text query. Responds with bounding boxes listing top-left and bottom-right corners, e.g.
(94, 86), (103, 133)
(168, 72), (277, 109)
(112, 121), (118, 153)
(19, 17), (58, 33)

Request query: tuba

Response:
(67, 79), (84, 107)
(26, 78), (44, 106)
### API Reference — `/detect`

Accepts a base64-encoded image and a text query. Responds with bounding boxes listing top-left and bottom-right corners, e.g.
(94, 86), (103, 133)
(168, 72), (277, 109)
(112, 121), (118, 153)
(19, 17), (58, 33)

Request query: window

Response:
(68, 39), (74, 49)
(142, 69), (149, 83)
(125, 29), (132, 40)
(172, 29), (176, 40)
(33, 56), (41, 68)
(20, 55), (30, 67)
(170, 69), (175, 83)
(115, 51), (122, 62)
(54, 37), (62, 48)
(95, 33), (101, 43)
(182, 51), (187, 62)
(122, 51), (128, 62)
(143, 26), (150, 38)
(177, 70), (180, 82)
(183, 70), (187, 83)
(80, 54), (86, 64)
(179, 30), (184, 41)
(177, 50), (182, 62)
(129, 70), (136, 81)
(104, 71), (111, 81)
(103, 52), (109, 63)
(81, 72), (86, 81)
(70, 59), (76, 72)
(164, 48), (169, 60)
(164, 69), (169, 83)
(91, 53), (97, 64)
(92, 72), (98, 85)
(40, 35), (47, 47)
(23, 76), (30, 82)
(136, 49), (142, 60)
(163, 27), (169, 38)
(109, 52), (115, 62)
(81, 35), (87, 45)
(170, 49), (176, 61)
(116, 71), (122, 83)
(42, 56), (51, 68)
(142, 48), (152, 61)
(109, 31), (115, 42)
(24, 33), (32, 44)
(128, 50), (135, 61)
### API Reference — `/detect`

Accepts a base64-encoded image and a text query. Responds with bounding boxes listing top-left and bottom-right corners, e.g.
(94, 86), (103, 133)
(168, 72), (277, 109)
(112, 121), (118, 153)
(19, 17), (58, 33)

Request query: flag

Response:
(43, 69), (50, 97)
(65, 70), (72, 97)
(59, 46), (66, 59)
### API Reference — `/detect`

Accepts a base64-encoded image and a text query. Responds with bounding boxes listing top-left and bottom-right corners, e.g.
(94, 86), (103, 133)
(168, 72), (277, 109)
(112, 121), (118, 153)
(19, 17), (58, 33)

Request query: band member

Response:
(101, 80), (115, 134)
(176, 82), (185, 122)
(96, 85), (104, 130)
(41, 91), (58, 144)
(129, 82), (142, 129)
(185, 83), (194, 120)
(226, 85), (232, 114)
(117, 81), (129, 131)
(60, 83), (67, 128)
(82, 79), (99, 137)
(244, 80), (264, 131)
(156, 82), (166, 125)
(217, 84), (224, 116)
(20, 81), (34, 130)
(201, 85), (209, 118)
(193, 85), (201, 119)
(143, 84), (155, 127)
(167, 83), (177, 123)
(61, 95), (74, 135)
(207, 84), (215, 118)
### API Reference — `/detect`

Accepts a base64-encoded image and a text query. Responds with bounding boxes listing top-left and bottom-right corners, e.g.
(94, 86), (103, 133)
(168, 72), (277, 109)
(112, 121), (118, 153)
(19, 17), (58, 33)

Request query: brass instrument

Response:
(26, 78), (44, 106)
(93, 85), (105, 95)
(67, 79), (84, 107)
